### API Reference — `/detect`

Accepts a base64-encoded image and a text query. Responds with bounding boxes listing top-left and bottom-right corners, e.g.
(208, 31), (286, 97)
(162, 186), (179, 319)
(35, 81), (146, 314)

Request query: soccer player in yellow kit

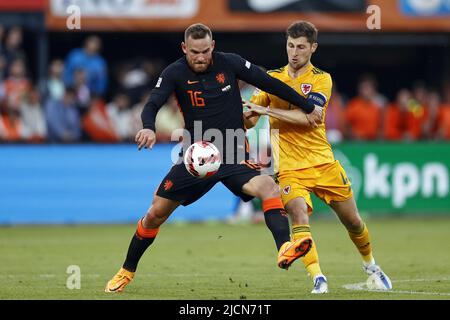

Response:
(243, 21), (392, 294)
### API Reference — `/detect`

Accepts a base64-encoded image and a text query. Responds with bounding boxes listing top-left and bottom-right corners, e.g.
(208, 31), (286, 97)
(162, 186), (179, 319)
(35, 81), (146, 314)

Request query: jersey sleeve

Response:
(141, 65), (177, 131)
(250, 87), (270, 107)
(307, 73), (332, 108)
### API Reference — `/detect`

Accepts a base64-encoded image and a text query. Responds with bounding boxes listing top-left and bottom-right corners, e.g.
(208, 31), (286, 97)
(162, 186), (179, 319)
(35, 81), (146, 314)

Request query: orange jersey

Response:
(404, 101), (428, 140)
(383, 104), (403, 141)
(251, 63), (333, 173)
(345, 97), (381, 140)
(437, 104), (450, 139)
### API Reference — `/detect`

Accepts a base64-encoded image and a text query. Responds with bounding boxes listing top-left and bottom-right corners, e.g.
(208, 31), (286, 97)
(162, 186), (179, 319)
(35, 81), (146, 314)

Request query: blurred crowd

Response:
(326, 75), (450, 143)
(0, 27), (449, 144)
(0, 26), (184, 144)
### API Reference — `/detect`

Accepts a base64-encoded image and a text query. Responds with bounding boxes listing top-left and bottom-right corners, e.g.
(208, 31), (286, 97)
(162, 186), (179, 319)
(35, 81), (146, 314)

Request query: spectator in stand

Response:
(0, 24), (6, 81)
(435, 81), (450, 140)
(20, 87), (47, 142)
(0, 55), (5, 83)
(82, 96), (118, 142)
(3, 26), (26, 71)
(3, 58), (31, 112)
(41, 59), (65, 102)
(0, 112), (4, 138)
(63, 35), (108, 97)
(73, 68), (91, 114)
(0, 24), (4, 53)
(412, 81), (428, 107)
(0, 108), (23, 142)
(344, 74), (382, 140)
(116, 59), (164, 106)
(155, 95), (184, 142)
(423, 90), (441, 140)
(383, 89), (410, 141)
(325, 85), (346, 143)
(106, 92), (133, 141)
(117, 61), (149, 107)
(129, 91), (150, 137)
(403, 81), (429, 140)
(45, 87), (81, 142)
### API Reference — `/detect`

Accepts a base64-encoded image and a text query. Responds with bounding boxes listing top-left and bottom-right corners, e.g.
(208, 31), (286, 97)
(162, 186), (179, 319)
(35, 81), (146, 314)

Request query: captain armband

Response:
(307, 92), (327, 108)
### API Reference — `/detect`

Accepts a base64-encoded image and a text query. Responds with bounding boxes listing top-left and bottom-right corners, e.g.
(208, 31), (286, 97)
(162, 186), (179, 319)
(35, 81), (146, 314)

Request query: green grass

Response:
(1, 217), (450, 300)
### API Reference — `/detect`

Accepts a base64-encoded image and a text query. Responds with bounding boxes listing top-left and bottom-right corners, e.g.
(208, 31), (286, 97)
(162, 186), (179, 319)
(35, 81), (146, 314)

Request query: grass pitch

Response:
(1, 217), (450, 300)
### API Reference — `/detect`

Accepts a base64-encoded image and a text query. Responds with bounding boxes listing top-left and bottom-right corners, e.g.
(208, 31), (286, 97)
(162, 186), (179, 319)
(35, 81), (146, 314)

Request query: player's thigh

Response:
(220, 163), (263, 201)
(241, 175), (280, 199)
(314, 160), (353, 206)
(156, 163), (218, 206)
(329, 196), (363, 232)
(278, 171), (314, 213)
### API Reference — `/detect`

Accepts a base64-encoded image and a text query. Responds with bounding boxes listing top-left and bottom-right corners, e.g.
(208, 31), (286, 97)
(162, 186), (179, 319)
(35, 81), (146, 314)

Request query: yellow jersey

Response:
(251, 63), (334, 173)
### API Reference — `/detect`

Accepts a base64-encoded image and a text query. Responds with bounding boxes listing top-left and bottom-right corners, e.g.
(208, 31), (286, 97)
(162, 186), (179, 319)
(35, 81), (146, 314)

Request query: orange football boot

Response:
(277, 237), (313, 270)
(105, 267), (135, 293)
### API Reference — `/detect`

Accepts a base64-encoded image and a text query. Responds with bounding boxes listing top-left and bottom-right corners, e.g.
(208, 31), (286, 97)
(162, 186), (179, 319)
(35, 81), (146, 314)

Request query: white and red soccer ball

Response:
(184, 141), (222, 178)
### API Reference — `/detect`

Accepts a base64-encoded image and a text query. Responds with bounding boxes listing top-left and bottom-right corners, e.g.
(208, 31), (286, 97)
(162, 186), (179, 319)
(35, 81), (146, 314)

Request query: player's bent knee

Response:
(244, 175), (279, 199)
(345, 216), (364, 233)
(258, 177), (280, 198)
(285, 198), (309, 222)
(145, 196), (178, 226)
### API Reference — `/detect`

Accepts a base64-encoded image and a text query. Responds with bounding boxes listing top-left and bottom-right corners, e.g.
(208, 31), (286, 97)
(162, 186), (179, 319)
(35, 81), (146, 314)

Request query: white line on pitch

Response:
(343, 279), (450, 296)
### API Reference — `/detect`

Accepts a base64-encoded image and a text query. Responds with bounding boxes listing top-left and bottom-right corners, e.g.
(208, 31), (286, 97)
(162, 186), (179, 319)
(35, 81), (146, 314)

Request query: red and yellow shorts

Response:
(277, 160), (353, 213)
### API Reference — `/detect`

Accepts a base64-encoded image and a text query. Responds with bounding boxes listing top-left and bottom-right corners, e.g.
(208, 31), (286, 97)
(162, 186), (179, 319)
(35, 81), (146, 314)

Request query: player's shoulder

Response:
(310, 65), (331, 78)
(167, 57), (186, 69)
(267, 66), (286, 75)
(309, 65), (332, 84)
(160, 57), (187, 77)
(266, 66), (286, 79)
(215, 51), (240, 61)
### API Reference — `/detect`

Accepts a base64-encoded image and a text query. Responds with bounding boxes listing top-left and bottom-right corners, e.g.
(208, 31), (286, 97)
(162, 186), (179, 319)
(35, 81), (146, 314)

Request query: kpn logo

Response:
(364, 154), (449, 208)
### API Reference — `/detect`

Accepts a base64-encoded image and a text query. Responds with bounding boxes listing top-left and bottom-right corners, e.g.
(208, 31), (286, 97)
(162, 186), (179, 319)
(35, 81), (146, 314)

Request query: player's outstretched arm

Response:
(226, 53), (322, 125)
(139, 65), (176, 150)
(243, 100), (316, 128)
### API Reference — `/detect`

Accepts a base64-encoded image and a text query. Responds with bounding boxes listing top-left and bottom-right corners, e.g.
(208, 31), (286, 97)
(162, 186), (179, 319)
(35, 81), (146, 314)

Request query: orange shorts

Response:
(277, 160), (353, 213)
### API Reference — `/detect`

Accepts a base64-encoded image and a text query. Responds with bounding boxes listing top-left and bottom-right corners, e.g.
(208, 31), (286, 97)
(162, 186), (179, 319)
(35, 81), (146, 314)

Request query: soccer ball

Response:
(184, 141), (221, 178)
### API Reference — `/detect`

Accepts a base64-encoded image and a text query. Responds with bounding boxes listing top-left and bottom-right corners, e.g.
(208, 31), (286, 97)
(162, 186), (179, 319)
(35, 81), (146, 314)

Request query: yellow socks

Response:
(348, 222), (375, 265)
(292, 224), (322, 279)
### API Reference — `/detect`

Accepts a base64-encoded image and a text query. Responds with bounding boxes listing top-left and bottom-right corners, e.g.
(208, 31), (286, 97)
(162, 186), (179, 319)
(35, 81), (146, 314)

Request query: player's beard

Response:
(188, 58), (210, 73)
(194, 63), (208, 72)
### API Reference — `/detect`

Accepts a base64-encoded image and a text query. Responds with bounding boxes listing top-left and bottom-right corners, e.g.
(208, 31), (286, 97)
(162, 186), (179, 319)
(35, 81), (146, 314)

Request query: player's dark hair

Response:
(184, 23), (212, 41)
(286, 21), (318, 44)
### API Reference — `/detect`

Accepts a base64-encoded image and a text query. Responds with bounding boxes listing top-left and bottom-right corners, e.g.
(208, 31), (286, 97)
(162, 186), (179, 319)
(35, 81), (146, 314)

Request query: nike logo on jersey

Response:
(187, 80), (199, 84)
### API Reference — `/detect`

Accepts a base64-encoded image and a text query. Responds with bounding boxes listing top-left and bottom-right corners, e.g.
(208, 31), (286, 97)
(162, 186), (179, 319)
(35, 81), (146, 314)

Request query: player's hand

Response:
(306, 105), (323, 128)
(242, 100), (268, 115)
(243, 110), (259, 120)
(135, 129), (156, 150)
